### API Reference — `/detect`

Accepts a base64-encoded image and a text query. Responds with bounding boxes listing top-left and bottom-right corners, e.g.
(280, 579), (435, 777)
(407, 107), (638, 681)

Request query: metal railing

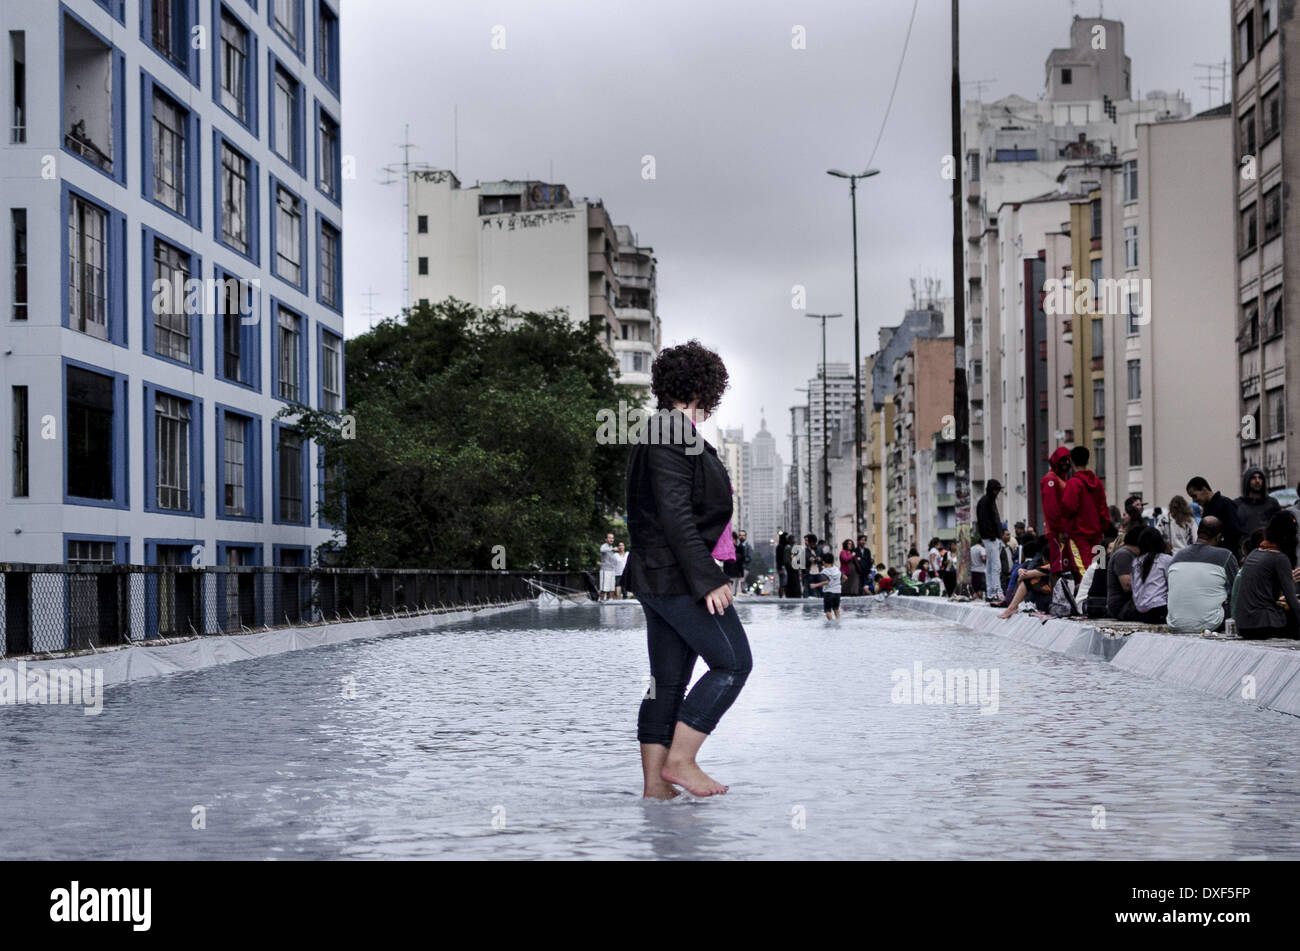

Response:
(0, 565), (596, 659)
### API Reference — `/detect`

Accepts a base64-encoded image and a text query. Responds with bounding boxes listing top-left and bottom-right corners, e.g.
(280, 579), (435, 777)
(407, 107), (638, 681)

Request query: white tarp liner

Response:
(0, 605), (523, 694)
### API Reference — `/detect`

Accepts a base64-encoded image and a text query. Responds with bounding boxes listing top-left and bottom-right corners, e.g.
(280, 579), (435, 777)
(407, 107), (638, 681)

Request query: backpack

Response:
(1049, 575), (1080, 617)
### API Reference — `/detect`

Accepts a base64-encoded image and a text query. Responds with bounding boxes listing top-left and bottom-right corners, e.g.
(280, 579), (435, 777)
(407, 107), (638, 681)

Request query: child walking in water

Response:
(810, 552), (842, 619)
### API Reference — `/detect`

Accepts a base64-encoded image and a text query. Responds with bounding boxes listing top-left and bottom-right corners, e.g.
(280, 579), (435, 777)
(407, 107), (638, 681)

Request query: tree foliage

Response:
(286, 299), (630, 568)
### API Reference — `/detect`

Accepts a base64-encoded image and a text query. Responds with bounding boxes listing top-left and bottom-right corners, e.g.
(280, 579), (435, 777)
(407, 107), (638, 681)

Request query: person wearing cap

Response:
(976, 479), (1004, 601)
(1040, 447), (1074, 577)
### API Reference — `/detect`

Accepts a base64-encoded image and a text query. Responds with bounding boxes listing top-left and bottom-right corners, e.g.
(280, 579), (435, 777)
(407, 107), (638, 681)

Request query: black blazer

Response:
(621, 410), (732, 602)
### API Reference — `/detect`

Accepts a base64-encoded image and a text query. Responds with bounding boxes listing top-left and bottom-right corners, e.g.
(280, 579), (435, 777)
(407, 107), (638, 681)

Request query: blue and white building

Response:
(0, 0), (344, 569)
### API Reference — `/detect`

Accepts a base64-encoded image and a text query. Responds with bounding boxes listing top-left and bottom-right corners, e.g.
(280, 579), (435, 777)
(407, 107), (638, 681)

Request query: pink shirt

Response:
(686, 413), (736, 562)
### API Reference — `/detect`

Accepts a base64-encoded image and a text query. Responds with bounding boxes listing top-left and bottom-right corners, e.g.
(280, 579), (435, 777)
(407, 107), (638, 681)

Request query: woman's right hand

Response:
(704, 583), (734, 615)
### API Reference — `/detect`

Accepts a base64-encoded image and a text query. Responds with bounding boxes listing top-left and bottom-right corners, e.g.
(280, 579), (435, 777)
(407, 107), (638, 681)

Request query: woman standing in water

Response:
(620, 341), (753, 799)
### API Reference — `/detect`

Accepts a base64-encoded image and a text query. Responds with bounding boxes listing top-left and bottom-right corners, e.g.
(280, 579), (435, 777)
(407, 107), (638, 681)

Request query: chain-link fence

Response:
(0, 566), (597, 658)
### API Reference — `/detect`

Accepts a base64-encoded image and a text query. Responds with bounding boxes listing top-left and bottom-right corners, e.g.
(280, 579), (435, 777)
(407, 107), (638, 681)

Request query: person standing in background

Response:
(599, 532), (619, 601)
(976, 480), (1004, 601)
(614, 541), (629, 599)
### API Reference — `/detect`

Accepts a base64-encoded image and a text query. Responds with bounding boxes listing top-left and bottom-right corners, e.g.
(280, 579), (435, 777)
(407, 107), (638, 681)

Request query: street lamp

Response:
(806, 313), (842, 544)
(827, 167), (880, 542)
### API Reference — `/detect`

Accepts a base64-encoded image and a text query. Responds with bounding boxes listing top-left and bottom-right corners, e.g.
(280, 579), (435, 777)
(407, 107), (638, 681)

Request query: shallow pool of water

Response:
(3, 599), (1297, 859)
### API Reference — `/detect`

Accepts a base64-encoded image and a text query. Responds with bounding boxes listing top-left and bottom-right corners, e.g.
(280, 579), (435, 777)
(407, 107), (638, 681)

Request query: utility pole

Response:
(951, 0), (972, 595)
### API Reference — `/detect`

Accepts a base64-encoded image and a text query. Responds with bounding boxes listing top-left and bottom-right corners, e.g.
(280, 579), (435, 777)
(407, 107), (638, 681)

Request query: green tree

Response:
(285, 299), (631, 568)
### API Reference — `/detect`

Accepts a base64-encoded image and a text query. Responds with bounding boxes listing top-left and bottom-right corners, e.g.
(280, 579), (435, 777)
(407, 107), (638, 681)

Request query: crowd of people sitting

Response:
(773, 454), (1300, 640)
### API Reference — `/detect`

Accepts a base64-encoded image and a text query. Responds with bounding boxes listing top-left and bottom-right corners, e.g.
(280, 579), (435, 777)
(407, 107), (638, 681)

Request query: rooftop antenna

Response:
(380, 124), (420, 311)
(962, 78), (997, 100)
(1194, 60), (1228, 108)
(453, 105), (458, 179)
(361, 287), (382, 331)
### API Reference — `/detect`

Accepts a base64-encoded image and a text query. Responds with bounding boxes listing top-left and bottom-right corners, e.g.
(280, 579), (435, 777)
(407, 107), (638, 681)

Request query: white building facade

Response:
(0, 0), (345, 568)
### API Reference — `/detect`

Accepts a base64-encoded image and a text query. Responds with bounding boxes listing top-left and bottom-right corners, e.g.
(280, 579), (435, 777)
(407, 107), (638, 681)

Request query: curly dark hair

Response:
(650, 340), (729, 413)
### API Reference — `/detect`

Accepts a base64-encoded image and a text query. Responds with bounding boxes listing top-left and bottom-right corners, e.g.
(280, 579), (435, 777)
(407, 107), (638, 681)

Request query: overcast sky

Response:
(339, 0), (1230, 453)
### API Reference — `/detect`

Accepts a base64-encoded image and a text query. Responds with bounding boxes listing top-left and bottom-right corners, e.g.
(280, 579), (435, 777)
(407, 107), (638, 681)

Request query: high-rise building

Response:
(0, 0), (344, 572)
(746, 418), (783, 563)
(407, 170), (659, 390)
(1231, 0), (1297, 489)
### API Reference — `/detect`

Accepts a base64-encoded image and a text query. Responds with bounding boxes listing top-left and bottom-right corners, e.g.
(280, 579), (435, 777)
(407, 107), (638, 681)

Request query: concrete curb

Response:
(896, 597), (1300, 717)
(0, 603), (528, 697)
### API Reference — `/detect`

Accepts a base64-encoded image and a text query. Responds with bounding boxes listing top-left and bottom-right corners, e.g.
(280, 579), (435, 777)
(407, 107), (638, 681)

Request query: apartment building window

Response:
(222, 282), (242, 381)
(1128, 426), (1142, 467)
(321, 331), (342, 411)
(273, 0), (302, 53)
(277, 428), (305, 523)
(319, 219), (341, 310)
(1092, 378), (1105, 417)
(1261, 85), (1280, 142)
(271, 65), (302, 168)
(216, 269), (259, 388)
(11, 209), (26, 320)
(273, 184), (303, 287)
(316, 1), (339, 90)
(148, 0), (198, 80)
(154, 391), (190, 510)
(1122, 160), (1138, 203)
(224, 413), (247, 516)
(1268, 388), (1285, 438)
(1091, 318), (1104, 359)
(69, 195), (108, 339)
(1094, 438), (1105, 474)
(62, 14), (121, 179)
(9, 32), (24, 144)
(417, 256), (428, 276)
(1126, 359), (1141, 401)
(66, 366), (116, 501)
(12, 385), (27, 497)
(150, 90), (187, 215)
(68, 540), (115, 564)
(1237, 12), (1255, 67)
(1240, 203), (1258, 254)
(219, 10), (251, 124)
(1264, 288), (1283, 339)
(1262, 0), (1277, 39)
(220, 142), (251, 256)
(1242, 299), (1260, 348)
(417, 215), (428, 234)
(1263, 186), (1282, 244)
(971, 360), (982, 385)
(1124, 225), (1138, 269)
(317, 107), (340, 200)
(151, 237), (192, 364)
(1240, 107), (1257, 156)
(1127, 293), (1142, 336)
(1089, 198), (1102, 239)
(1060, 68), (1072, 85)
(276, 306), (303, 402)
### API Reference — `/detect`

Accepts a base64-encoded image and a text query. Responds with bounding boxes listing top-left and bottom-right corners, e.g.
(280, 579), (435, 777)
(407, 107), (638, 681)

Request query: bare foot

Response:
(661, 758), (728, 797)
(643, 782), (680, 800)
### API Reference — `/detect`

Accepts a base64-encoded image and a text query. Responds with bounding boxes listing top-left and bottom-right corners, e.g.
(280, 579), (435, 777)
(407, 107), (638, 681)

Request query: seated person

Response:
(1129, 527), (1173, 624)
(1167, 517), (1238, 633)
(1106, 526), (1145, 620)
(996, 541), (1053, 618)
(1233, 511), (1300, 640)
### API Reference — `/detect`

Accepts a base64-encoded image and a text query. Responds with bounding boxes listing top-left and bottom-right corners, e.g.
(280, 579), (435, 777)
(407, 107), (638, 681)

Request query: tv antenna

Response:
(1194, 60), (1228, 109)
(962, 78), (997, 100)
(361, 287), (382, 331)
(379, 124), (434, 312)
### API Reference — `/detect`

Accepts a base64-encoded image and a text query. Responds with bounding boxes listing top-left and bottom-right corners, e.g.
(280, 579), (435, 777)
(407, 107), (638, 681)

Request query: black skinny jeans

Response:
(636, 593), (753, 746)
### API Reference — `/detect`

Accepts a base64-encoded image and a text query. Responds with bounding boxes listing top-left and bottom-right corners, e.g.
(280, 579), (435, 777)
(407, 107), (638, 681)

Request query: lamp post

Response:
(807, 313), (842, 543)
(827, 168), (880, 543)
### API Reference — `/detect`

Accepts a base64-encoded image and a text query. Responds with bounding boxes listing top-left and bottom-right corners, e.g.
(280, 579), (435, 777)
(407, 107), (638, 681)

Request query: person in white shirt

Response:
(598, 533), (618, 601)
(809, 553), (843, 619)
(1154, 495), (1198, 555)
(970, 542), (987, 598)
(614, 542), (629, 599)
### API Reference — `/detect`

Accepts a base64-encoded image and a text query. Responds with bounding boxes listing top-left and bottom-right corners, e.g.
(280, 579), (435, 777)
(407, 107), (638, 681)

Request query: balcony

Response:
(936, 493), (956, 508)
(618, 273), (651, 290)
(1091, 357), (1104, 371)
(1092, 416), (1106, 432)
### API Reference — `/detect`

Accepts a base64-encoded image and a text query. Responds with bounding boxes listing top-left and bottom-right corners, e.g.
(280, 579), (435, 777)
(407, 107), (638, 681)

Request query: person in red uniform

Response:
(1060, 444), (1112, 577)
(1040, 447), (1074, 575)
